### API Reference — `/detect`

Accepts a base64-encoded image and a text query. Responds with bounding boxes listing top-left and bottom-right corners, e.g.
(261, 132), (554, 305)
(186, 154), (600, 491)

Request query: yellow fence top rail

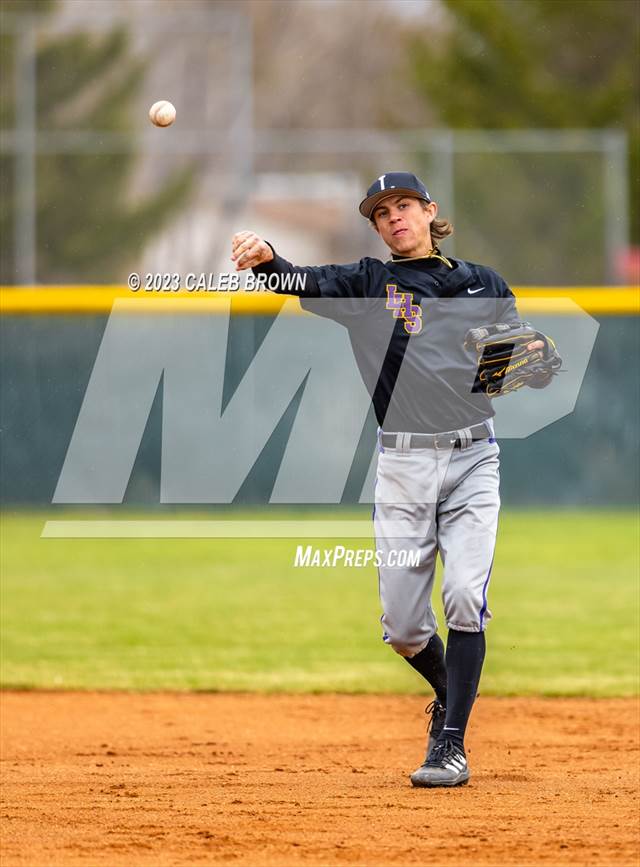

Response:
(0, 285), (638, 315)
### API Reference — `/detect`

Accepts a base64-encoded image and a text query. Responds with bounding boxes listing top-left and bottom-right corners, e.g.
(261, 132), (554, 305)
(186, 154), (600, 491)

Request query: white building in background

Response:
(6, 1), (629, 283)
(42, 1), (385, 276)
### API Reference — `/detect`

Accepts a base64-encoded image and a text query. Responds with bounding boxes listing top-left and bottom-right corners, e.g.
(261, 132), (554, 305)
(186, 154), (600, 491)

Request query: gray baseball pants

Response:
(373, 429), (500, 658)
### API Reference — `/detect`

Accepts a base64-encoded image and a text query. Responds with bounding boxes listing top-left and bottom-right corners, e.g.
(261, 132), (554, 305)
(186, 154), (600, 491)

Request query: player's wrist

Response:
(261, 241), (275, 264)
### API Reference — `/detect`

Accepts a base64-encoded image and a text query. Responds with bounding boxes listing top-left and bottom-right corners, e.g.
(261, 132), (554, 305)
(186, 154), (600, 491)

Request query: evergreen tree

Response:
(0, 3), (194, 283)
(410, 0), (639, 281)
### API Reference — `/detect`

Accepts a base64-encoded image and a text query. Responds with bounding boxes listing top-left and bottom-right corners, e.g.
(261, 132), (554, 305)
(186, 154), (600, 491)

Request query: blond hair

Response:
(429, 217), (454, 243)
(421, 201), (454, 244)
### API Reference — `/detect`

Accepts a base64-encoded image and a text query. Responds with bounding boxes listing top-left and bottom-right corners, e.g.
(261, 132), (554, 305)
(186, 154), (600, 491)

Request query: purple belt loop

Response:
(377, 426), (385, 453)
(484, 418), (497, 444)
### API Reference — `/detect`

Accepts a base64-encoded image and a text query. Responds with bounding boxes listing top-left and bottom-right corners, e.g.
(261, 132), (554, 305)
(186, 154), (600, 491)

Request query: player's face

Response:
(372, 196), (437, 257)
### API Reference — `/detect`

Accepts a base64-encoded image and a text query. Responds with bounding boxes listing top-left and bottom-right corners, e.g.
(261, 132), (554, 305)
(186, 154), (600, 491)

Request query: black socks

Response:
(440, 629), (486, 751)
(405, 630), (486, 751)
(405, 633), (448, 705)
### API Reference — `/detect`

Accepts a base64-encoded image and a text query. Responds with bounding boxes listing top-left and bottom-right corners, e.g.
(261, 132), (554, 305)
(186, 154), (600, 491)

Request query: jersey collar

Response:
(388, 247), (454, 269)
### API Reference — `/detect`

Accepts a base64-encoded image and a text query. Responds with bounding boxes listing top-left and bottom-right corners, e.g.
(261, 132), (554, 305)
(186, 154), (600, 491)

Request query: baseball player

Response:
(231, 172), (559, 788)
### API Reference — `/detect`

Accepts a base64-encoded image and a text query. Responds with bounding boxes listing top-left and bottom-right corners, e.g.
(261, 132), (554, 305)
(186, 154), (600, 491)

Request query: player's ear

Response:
(369, 218), (380, 235)
(424, 201), (438, 223)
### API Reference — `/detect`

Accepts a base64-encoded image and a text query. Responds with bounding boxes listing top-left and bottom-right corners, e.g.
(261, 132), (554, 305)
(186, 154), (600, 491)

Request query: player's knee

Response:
(383, 626), (432, 658)
(443, 587), (485, 632)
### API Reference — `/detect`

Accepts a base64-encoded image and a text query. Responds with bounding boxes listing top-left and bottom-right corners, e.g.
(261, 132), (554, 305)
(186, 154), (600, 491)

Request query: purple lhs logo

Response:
(385, 284), (423, 334)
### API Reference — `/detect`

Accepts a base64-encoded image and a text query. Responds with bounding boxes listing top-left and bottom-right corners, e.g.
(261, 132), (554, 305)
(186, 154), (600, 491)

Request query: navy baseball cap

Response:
(359, 172), (431, 219)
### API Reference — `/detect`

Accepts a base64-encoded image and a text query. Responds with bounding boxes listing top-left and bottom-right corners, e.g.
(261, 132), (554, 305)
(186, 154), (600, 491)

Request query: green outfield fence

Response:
(1, 286), (638, 506)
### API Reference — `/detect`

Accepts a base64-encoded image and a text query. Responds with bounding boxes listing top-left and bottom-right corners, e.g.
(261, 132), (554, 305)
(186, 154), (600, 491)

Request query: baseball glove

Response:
(464, 321), (562, 397)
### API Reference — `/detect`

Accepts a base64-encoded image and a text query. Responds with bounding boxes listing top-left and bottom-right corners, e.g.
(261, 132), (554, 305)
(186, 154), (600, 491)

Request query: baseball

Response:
(149, 100), (176, 127)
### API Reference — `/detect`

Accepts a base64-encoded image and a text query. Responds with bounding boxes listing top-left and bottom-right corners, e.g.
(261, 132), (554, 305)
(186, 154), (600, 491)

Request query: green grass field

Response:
(1, 510), (638, 696)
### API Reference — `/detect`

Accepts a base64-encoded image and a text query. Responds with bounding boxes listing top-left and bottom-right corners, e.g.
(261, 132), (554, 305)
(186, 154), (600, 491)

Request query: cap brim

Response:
(359, 188), (430, 219)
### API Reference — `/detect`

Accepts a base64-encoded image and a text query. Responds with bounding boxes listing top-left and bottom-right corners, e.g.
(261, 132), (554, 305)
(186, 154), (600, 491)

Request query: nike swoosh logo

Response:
(467, 286), (485, 294)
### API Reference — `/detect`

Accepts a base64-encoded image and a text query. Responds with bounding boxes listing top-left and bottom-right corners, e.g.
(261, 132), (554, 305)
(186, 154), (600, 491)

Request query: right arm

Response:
(230, 231), (371, 303)
(231, 231), (321, 297)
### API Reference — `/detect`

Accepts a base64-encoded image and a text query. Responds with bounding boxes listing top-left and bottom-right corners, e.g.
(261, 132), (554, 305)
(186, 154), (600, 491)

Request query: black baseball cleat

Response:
(410, 738), (470, 788)
(425, 699), (446, 755)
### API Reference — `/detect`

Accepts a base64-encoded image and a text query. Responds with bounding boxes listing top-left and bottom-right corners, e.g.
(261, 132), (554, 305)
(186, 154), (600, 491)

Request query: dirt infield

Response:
(1, 693), (638, 866)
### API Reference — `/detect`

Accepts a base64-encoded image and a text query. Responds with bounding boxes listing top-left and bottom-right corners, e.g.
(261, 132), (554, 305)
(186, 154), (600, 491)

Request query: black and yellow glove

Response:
(464, 321), (562, 398)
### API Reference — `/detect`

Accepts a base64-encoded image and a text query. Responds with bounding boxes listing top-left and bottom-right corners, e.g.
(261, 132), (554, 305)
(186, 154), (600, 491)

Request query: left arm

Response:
(496, 276), (544, 353)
